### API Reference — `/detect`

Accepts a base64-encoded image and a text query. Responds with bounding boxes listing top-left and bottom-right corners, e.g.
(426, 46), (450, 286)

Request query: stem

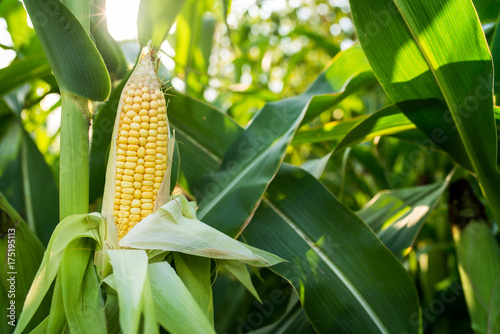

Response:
(60, 95), (90, 219)
(59, 0), (90, 219)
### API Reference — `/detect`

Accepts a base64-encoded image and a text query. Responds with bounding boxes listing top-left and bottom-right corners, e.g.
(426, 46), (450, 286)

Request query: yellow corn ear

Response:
(102, 45), (170, 240)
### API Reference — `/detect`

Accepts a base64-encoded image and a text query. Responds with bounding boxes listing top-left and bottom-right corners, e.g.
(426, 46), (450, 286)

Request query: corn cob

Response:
(104, 46), (169, 240)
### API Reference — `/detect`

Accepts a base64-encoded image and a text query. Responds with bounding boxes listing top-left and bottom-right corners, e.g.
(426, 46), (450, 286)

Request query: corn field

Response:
(1, 0), (500, 333)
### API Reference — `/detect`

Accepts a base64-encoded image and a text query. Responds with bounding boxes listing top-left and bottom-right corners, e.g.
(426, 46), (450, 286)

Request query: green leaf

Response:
(173, 253), (214, 324)
(61, 238), (105, 334)
(218, 260), (260, 302)
(138, 0), (186, 48)
(120, 195), (283, 267)
(47, 275), (66, 334)
(108, 249), (149, 334)
(0, 193), (48, 333)
(472, 0), (500, 23)
(243, 164), (421, 333)
(357, 174), (453, 260)
(300, 151), (333, 179)
(23, 0), (110, 100)
(14, 213), (101, 334)
(148, 261), (215, 334)
(0, 125), (59, 245)
(351, 0), (500, 224)
(292, 115), (365, 145)
(0, 55), (51, 96)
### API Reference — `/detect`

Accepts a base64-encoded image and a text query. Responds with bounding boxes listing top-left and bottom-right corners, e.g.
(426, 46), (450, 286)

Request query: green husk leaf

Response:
(14, 213), (102, 334)
(148, 261), (215, 334)
(119, 195), (284, 267)
(218, 260), (261, 302)
(107, 249), (149, 334)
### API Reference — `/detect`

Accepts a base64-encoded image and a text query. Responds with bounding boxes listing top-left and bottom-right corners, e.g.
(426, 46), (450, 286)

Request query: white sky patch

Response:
(0, 18), (16, 69)
(106, 0), (140, 41)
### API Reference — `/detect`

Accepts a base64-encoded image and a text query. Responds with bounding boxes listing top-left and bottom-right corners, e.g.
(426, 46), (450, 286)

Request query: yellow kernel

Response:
(145, 167), (155, 174)
(118, 136), (128, 144)
(134, 182), (141, 189)
(121, 194), (134, 200)
(155, 90), (162, 96)
(124, 162), (137, 169)
(153, 183), (161, 189)
(141, 122), (150, 130)
(126, 156), (138, 162)
(130, 214), (141, 221)
(142, 184), (153, 190)
(133, 115), (141, 123)
(158, 134), (167, 141)
(128, 137), (139, 145)
(142, 86), (149, 92)
(129, 130), (140, 138)
(155, 170), (163, 177)
(141, 198), (153, 203)
(128, 145), (139, 151)
(144, 174), (154, 181)
(151, 93), (158, 100)
(150, 123), (158, 130)
(117, 155), (125, 162)
(125, 97), (133, 104)
(127, 150), (137, 156)
(139, 109), (148, 116)
(117, 161), (125, 168)
(158, 127), (166, 134)
(142, 203), (154, 210)
(139, 137), (147, 146)
(157, 141), (167, 147)
(147, 136), (156, 143)
(124, 169), (134, 176)
(119, 205), (130, 211)
(145, 162), (155, 168)
(135, 89), (143, 96)
(130, 122), (141, 131)
(145, 156), (156, 162)
(149, 109), (158, 117)
(129, 83), (137, 89)
(143, 93), (151, 101)
(137, 159), (145, 165)
(114, 198), (120, 205)
(141, 116), (150, 122)
(122, 175), (134, 182)
(131, 208), (141, 215)
(122, 188), (134, 195)
(142, 102), (150, 110)
(150, 101), (159, 109)
(155, 153), (163, 159)
(137, 147), (146, 158)
(145, 143), (156, 149)
(121, 123), (130, 131)
(141, 210), (152, 217)
(121, 181), (133, 188)
(134, 190), (141, 199)
(118, 144), (127, 150)
(134, 174), (144, 181)
(149, 129), (158, 137)
(150, 117), (158, 123)
(126, 110), (136, 119)
(146, 148), (156, 155)
(133, 96), (142, 104)
(117, 218), (128, 224)
(136, 165), (145, 174)
(131, 199), (141, 208)
(120, 199), (131, 206)
(155, 160), (162, 165)
(139, 129), (149, 137)
(158, 121), (166, 127)
(154, 176), (163, 183)
(123, 117), (133, 125)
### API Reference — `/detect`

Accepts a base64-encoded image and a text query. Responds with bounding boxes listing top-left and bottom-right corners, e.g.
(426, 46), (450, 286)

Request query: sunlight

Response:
(106, 0), (140, 41)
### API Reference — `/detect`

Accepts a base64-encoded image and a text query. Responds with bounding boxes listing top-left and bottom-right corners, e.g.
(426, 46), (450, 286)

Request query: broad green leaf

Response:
(148, 261), (215, 334)
(0, 122), (59, 245)
(173, 253), (214, 324)
(248, 295), (315, 334)
(300, 151), (333, 179)
(138, 0), (186, 48)
(104, 295), (121, 334)
(357, 174), (453, 260)
(196, 47), (375, 237)
(168, 92), (242, 191)
(61, 238), (105, 334)
(23, 0), (110, 100)
(14, 213), (101, 334)
(218, 260), (260, 302)
(108, 249), (148, 334)
(0, 55), (51, 96)
(292, 116), (364, 145)
(243, 164), (421, 333)
(351, 0), (500, 224)
(91, 19), (128, 81)
(334, 104), (416, 153)
(120, 195), (283, 267)
(142, 275), (160, 334)
(0, 193), (48, 333)
(472, 0), (500, 23)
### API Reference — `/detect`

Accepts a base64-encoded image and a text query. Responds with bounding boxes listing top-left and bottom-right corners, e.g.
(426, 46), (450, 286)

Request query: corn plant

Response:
(1, 0), (500, 333)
